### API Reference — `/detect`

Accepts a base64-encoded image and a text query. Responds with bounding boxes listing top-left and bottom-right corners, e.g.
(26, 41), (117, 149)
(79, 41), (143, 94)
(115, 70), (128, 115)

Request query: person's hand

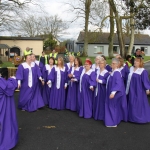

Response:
(41, 80), (45, 86)
(18, 84), (21, 89)
(68, 74), (73, 78)
(90, 87), (94, 91)
(109, 93), (115, 99)
(96, 78), (99, 82)
(64, 86), (67, 89)
(146, 90), (150, 95)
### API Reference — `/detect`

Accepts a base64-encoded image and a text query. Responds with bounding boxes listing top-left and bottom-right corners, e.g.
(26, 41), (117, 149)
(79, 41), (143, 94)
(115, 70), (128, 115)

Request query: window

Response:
(79, 45), (83, 51)
(141, 47), (148, 54)
(94, 46), (104, 54)
(113, 46), (118, 54)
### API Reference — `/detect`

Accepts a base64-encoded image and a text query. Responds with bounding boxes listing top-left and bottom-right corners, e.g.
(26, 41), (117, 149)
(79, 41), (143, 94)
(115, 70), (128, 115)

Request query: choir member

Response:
(42, 57), (55, 105)
(118, 58), (129, 86)
(47, 57), (67, 110)
(16, 54), (45, 112)
(0, 76), (18, 150)
(126, 57), (150, 123)
(78, 59), (96, 118)
(92, 55), (101, 71)
(66, 57), (83, 111)
(105, 58), (127, 127)
(101, 55), (112, 72)
(65, 55), (75, 72)
(93, 58), (109, 120)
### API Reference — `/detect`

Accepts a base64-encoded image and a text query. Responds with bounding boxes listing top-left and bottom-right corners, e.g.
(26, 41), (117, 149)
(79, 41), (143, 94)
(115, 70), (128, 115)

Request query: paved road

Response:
(12, 63), (150, 150)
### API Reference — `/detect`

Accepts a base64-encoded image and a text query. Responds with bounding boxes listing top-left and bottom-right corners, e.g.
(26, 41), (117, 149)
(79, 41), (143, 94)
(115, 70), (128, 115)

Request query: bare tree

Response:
(14, 14), (69, 38)
(0, 0), (42, 33)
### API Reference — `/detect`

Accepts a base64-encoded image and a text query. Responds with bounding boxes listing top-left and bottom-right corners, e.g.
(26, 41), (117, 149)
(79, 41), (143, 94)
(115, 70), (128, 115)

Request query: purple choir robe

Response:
(65, 62), (75, 72)
(0, 77), (18, 150)
(105, 69), (127, 126)
(66, 66), (83, 111)
(42, 65), (54, 105)
(16, 62), (44, 112)
(48, 66), (67, 110)
(119, 65), (129, 87)
(105, 64), (112, 72)
(78, 69), (97, 118)
(126, 67), (150, 123)
(93, 69), (109, 120)
(35, 60), (44, 94)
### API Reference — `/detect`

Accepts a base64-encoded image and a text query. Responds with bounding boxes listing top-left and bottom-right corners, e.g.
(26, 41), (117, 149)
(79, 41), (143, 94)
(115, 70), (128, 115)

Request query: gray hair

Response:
(112, 58), (120, 64)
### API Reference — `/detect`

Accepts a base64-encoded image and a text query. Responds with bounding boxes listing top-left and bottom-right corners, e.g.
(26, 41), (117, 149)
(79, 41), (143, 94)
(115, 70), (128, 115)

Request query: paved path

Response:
(12, 63), (150, 150)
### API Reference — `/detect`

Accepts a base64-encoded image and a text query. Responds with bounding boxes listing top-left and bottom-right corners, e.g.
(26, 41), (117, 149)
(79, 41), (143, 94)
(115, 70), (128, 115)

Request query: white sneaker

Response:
(106, 125), (117, 127)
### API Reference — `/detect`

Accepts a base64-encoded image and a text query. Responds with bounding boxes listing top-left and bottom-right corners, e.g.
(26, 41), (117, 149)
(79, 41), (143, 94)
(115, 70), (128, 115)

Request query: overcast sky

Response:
(42, 0), (84, 41)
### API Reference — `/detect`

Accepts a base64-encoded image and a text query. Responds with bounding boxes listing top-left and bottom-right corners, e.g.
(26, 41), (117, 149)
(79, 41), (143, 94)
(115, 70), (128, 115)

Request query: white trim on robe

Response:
(22, 62), (35, 88)
(126, 66), (144, 94)
(35, 60), (40, 66)
(55, 66), (66, 89)
(95, 69), (108, 96)
(67, 62), (74, 71)
(79, 68), (93, 92)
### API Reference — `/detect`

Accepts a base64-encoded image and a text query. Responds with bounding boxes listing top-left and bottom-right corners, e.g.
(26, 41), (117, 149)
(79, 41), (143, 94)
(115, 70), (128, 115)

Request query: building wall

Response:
(0, 40), (43, 56)
(88, 44), (109, 57)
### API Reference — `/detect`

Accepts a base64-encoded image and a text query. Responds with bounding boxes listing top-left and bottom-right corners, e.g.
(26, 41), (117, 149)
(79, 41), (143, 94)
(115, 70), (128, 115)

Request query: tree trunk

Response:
(109, 0), (125, 58)
(108, 3), (114, 58)
(127, 5), (135, 56)
(83, 0), (92, 57)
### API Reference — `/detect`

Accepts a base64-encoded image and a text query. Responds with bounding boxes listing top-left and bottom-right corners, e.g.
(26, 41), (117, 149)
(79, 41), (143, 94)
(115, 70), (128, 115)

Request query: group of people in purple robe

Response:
(1, 52), (150, 149)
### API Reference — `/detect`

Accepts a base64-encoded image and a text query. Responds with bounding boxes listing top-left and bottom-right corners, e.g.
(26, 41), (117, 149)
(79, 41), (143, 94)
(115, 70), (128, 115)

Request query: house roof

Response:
(0, 36), (44, 41)
(77, 32), (150, 45)
(0, 44), (10, 49)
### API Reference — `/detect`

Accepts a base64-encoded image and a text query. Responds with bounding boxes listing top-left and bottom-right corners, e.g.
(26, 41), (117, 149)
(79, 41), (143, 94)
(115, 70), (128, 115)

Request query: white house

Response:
(76, 32), (150, 57)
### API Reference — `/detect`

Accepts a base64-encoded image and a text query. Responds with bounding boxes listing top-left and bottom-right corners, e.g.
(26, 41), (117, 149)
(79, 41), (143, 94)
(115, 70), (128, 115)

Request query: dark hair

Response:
(24, 54), (31, 60)
(49, 57), (55, 65)
(126, 55), (131, 61)
(101, 55), (106, 60)
(136, 48), (141, 52)
(75, 57), (82, 67)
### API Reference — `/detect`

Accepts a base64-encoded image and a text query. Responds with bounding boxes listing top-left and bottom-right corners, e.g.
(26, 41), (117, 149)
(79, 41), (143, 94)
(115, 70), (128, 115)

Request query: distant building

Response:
(76, 32), (150, 57)
(0, 36), (44, 60)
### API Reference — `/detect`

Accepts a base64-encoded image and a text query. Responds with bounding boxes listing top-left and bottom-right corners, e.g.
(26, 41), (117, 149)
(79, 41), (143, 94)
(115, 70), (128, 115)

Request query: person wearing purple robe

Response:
(66, 57), (83, 111)
(126, 57), (150, 123)
(101, 55), (112, 72)
(0, 76), (18, 150)
(42, 57), (55, 105)
(65, 55), (75, 72)
(118, 58), (129, 87)
(92, 55), (101, 72)
(31, 54), (44, 95)
(105, 58), (127, 127)
(16, 54), (45, 112)
(47, 57), (67, 110)
(93, 58), (109, 120)
(78, 59), (96, 119)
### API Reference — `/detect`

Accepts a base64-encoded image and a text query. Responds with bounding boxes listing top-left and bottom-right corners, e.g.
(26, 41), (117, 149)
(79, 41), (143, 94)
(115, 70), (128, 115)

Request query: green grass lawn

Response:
(0, 56), (150, 67)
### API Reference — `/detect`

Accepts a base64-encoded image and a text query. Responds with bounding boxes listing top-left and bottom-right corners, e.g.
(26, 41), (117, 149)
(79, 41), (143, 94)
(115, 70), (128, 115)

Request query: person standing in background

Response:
(49, 49), (58, 64)
(39, 51), (48, 66)
(14, 53), (22, 67)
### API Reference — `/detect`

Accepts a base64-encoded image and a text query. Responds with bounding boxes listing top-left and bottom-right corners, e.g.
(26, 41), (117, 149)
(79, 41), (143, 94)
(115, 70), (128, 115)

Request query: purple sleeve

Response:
(111, 71), (123, 92)
(42, 66), (47, 81)
(0, 78), (17, 96)
(35, 64), (42, 78)
(141, 70), (150, 90)
(89, 71), (97, 87)
(48, 67), (55, 83)
(105, 65), (112, 72)
(99, 72), (109, 84)
(16, 64), (24, 80)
